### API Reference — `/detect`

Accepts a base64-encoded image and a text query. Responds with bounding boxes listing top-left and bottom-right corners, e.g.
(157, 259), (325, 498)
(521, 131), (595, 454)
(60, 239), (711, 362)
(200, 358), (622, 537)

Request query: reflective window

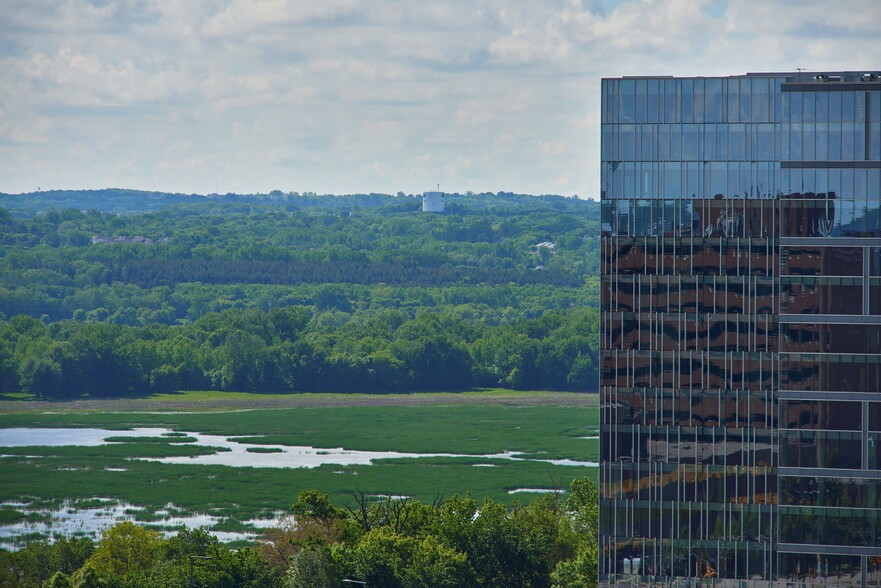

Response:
(620, 79), (636, 123)
(816, 92), (829, 122)
(681, 124), (698, 160)
(704, 78), (722, 122)
(781, 477), (881, 508)
(780, 278), (862, 314)
(780, 506), (881, 547)
(780, 430), (862, 468)
(782, 324), (881, 354)
(781, 354), (881, 393)
(681, 78), (693, 123)
(751, 77), (769, 122)
(727, 78), (740, 122)
(830, 91), (842, 123)
(780, 400), (861, 430)
(778, 553), (862, 585)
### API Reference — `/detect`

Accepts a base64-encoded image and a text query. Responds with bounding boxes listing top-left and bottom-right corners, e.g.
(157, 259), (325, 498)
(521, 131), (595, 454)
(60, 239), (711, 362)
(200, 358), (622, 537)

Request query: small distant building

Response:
(422, 191), (445, 212)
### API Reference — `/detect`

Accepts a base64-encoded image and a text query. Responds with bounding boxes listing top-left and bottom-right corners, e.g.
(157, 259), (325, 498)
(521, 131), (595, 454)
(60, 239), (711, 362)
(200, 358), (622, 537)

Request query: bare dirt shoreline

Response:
(0, 391), (598, 414)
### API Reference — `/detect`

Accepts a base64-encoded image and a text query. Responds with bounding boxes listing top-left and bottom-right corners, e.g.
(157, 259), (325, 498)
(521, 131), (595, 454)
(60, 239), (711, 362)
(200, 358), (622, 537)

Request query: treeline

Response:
(0, 479), (598, 588)
(1, 306), (598, 398)
(1, 193), (600, 396)
(0, 188), (589, 215)
(0, 282), (598, 328)
(0, 197), (599, 325)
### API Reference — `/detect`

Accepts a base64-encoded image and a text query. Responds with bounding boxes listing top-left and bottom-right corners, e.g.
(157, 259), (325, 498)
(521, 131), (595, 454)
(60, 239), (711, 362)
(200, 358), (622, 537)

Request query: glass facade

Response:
(600, 72), (881, 587)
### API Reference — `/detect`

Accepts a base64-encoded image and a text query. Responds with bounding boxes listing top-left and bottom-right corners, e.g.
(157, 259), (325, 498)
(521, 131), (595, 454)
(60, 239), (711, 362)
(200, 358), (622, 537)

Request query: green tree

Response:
(551, 477), (599, 588)
(284, 546), (336, 588)
(18, 356), (63, 398)
(85, 521), (162, 578)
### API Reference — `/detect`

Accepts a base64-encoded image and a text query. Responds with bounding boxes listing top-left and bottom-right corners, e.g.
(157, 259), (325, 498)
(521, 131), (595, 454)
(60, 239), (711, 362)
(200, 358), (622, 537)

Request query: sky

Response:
(1, 0), (880, 198)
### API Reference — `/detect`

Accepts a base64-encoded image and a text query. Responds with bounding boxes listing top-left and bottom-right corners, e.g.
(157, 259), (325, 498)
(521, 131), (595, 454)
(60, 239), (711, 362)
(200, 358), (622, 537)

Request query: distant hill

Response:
(0, 188), (594, 215)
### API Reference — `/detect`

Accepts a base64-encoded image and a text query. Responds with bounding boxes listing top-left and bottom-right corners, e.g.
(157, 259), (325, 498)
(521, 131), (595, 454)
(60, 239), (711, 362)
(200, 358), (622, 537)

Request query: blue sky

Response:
(1, 0), (879, 197)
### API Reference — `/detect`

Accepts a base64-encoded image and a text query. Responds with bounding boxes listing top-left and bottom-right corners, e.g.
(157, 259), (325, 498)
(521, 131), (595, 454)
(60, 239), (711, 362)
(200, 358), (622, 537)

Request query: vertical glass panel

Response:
(872, 122), (881, 161)
(855, 168), (868, 199)
(728, 124), (745, 160)
(727, 78), (739, 122)
(646, 79), (660, 123)
(829, 91), (842, 123)
(842, 91), (855, 122)
(740, 79), (752, 122)
(620, 79), (636, 123)
(740, 162), (751, 198)
(710, 162), (727, 197)
(624, 162), (636, 196)
(641, 163), (652, 198)
(669, 124), (681, 160)
(641, 125), (653, 160)
(756, 124), (774, 160)
(728, 162), (740, 197)
(664, 79), (677, 123)
(789, 123), (802, 161)
(656, 124), (670, 160)
(687, 162), (700, 199)
(816, 123), (828, 160)
(601, 201), (613, 233)
(802, 123), (816, 160)
(856, 92), (866, 122)
(801, 168), (815, 194)
(705, 78), (723, 122)
(842, 122), (856, 160)
(855, 120), (865, 160)
(681, 78), (694, 123)
(841, 168), (854, 198)
(682, 124), (699, 160)
(789, 169), (802, 194)
(663, 162), (681, 197)
(751, 77), (768, 122)
(703, 124), (716, 160)
(612, 162), (624, 197)
(829, 123), (842, 160)
(602, 126), (613, 160)
(788, 91), (802, 123)
(815, 92), (829, 122)
(815, 168), (828, 196)
(781, 123), (790, 160)
(693, 78), (704, 121)
(758, 162), (772, 198)
(716, 124), (727, 160)
(801, 92), (815, 122)
(827, 167), (841, 197)
(872, 91), (881, 123)
(869, 169), (880, 198)
(635, 79), (647, 123)
(619, 124), (636, 160)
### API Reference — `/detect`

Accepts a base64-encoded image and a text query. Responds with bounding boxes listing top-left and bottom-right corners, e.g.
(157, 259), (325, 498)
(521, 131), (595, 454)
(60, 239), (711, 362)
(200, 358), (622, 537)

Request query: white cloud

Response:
(1, 0), (880, 196)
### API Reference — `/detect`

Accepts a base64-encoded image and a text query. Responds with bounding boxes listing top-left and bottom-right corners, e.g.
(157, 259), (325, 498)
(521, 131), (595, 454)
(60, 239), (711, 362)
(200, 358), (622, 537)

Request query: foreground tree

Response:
(0, 478), (598, 587)
(551, 477), (599, 587)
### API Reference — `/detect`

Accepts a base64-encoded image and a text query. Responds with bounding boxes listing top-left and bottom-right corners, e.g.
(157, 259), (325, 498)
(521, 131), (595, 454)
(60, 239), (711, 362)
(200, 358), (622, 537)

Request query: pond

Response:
(0, 426), (597, 549)
(0, 427), (598, 469)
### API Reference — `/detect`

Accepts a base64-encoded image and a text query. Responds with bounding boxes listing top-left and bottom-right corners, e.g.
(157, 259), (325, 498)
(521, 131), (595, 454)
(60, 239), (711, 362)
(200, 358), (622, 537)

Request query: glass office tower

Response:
(600, 72), (881, 586)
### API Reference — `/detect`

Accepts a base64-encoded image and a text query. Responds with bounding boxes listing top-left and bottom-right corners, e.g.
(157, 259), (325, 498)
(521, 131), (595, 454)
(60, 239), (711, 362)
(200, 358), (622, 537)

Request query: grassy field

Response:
(0, 391), (598, 542)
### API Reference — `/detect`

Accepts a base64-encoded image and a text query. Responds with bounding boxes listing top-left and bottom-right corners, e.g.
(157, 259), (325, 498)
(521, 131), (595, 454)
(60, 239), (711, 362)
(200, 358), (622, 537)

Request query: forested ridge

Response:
(0, 190), (600, 398)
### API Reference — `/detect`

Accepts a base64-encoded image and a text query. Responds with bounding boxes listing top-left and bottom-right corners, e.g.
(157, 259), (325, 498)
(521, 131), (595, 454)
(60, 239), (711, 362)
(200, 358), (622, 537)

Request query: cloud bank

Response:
(1, 0), (879, 196)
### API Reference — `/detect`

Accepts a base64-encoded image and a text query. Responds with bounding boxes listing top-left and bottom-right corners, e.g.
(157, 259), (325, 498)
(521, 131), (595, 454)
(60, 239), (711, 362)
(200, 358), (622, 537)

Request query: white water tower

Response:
(422, 191), (445, 212)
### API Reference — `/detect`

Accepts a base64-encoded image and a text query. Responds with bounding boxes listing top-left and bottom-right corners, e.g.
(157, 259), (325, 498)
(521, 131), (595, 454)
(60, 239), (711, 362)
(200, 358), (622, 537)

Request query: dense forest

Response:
(0, 480), (598, 588)
(0, 190), (600, 397)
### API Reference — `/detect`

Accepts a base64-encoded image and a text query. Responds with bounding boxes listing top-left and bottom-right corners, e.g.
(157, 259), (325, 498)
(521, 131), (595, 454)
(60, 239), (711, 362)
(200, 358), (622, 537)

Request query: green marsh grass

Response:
(0, 397), (598, 532)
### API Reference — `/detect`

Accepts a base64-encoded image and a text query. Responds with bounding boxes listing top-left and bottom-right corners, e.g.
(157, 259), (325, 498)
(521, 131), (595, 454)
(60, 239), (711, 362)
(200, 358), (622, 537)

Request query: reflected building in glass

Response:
(600, 72), (881, 586)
